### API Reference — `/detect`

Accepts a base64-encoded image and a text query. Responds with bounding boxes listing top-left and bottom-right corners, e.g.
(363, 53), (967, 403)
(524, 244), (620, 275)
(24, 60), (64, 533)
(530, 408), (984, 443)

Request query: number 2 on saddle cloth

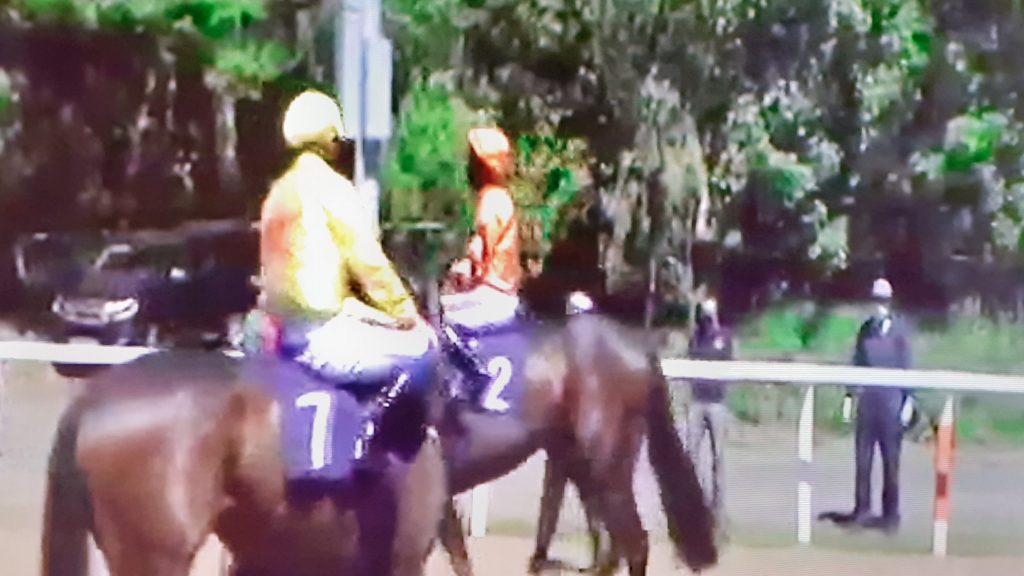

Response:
(446, 320), (532, 417)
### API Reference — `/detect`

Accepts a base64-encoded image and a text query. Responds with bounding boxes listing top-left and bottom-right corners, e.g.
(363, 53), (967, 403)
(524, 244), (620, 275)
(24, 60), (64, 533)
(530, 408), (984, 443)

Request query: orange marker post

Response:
(932, 395), (956, 557)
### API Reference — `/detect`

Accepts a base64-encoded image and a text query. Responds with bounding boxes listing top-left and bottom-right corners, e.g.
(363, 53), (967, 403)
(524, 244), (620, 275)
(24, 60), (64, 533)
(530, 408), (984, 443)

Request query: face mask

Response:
(876, 303), (890, 317)
(333, 139), (356, 179)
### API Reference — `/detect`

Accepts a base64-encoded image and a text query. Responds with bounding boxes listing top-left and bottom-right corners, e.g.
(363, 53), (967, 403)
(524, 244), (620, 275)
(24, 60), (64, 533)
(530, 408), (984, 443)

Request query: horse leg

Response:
(584, 492), (614, 574)
(439, 498), (474, 576)
(90, 496), (201, 576)
(596, 477), (647, 576)
(392, 433), (448, 576)
(582, 421), (646, 576)
(528, 457), (569, 573)
(569, 471), (618, 575)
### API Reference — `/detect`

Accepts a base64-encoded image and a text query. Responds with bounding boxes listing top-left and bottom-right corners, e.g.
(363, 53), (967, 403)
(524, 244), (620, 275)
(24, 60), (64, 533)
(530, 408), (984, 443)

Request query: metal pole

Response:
(361, 0), (392, 232)
(337, 0), (366, 186)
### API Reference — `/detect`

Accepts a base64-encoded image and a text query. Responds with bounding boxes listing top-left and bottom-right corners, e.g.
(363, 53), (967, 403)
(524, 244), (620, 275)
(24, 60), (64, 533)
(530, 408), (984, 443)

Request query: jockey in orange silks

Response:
(439, 127), (524, 411)
(258, 89), (439, 472)
(442, 127), (523, 329)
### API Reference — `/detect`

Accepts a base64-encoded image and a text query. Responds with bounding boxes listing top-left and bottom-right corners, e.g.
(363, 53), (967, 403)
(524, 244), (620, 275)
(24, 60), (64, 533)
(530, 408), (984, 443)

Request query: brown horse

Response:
(38, 311), (713, 576)
(40, 350), (447, 576)
(432, 312), (717, 576)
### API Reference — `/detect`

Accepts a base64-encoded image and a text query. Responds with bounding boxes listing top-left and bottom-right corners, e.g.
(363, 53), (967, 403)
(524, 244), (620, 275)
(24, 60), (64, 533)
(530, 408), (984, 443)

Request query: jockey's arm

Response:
(324, 191), (419, 323)
(471, 187), (514, 280)
(467, 235), (484, 268)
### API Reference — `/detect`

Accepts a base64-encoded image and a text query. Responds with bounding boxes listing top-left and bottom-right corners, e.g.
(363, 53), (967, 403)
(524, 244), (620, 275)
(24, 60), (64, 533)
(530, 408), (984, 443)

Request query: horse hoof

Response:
(527, 555), (558, 574)
(528, 556), (578, 574)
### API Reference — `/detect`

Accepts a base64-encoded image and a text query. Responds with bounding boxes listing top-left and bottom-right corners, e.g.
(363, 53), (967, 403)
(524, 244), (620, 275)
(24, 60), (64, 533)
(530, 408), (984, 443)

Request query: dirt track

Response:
(2, 356), (1022, 575)
(425, 536), (1022, 576)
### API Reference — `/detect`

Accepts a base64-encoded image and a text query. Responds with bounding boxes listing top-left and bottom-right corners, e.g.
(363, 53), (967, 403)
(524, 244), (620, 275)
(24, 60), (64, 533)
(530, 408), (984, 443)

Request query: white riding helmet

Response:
(566, 291), (595, 315)
(701, 297), (718, 318)
(281, 90), (346, 149)
(871, 278), (893, 300)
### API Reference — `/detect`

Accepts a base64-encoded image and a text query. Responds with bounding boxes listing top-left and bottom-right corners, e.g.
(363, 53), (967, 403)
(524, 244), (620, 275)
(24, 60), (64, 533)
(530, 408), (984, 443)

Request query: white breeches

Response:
(441, 284), (519, 330)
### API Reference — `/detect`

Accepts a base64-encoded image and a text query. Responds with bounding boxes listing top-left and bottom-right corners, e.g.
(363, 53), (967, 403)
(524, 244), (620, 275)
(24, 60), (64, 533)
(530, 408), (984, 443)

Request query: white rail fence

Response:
(2, 341), (1021, 565)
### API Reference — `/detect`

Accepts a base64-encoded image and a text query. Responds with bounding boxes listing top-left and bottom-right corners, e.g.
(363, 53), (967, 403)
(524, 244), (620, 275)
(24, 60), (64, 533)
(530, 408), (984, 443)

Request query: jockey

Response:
(440, 127), (523, 407)
(259, 89), (439, 471)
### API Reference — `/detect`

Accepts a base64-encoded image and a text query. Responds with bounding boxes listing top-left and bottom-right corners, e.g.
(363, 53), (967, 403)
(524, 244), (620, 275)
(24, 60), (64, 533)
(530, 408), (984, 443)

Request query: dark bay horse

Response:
(41, 350), (447, 576)
(432, 312), (717, 576)
(38, 306), (714, 576)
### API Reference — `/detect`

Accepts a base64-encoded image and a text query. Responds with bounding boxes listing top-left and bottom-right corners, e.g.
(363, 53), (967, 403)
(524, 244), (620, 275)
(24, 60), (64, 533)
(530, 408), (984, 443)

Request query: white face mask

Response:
(876, 303), (890, 317)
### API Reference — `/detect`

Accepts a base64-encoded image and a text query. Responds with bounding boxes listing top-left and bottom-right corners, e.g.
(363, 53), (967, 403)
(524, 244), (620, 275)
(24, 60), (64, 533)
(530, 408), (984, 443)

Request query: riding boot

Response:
(352, 371), (413, 475)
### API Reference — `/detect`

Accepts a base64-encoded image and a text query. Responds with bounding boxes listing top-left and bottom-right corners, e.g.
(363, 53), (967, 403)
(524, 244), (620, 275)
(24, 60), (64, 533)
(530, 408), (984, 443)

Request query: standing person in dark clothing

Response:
(686, 298), (735, 533)
(828, 278), (915, 533)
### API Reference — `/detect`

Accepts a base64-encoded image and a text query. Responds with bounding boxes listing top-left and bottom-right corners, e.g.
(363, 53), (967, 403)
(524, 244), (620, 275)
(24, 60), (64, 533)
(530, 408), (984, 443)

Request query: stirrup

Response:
(353, 420), (377, 462)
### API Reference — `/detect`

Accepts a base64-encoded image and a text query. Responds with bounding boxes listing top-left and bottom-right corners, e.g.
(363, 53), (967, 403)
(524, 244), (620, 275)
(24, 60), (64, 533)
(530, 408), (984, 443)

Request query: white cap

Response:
(566, 291), (595, 315)
(871, 278), (893, 300)
(702, 298), (718, 316)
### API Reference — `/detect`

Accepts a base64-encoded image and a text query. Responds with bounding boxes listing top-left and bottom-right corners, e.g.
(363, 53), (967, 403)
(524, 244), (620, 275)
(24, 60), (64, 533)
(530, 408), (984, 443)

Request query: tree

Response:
(0, 0), (303, 234)
(382, 81), (474, 228)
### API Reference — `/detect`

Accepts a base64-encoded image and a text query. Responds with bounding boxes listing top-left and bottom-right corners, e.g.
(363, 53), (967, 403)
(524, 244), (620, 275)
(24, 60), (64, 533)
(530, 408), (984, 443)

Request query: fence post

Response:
(88, 534), (110, 576)
(797, 385), (815, 545)
(932, 395), (956, 557)
(469, 483), (491, 538)
(0, 359), (5, 459)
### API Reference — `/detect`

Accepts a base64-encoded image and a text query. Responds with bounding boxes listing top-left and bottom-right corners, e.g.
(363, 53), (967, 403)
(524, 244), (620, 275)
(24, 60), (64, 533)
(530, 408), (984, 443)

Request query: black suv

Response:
(51, 223), (259, 348)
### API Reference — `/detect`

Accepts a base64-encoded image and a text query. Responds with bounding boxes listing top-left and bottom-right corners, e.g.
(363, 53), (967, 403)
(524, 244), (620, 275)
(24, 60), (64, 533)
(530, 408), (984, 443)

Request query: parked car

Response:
(51, 224), (259, 348)
(9, 231), (108, 336)
(52, 240), (183, 346)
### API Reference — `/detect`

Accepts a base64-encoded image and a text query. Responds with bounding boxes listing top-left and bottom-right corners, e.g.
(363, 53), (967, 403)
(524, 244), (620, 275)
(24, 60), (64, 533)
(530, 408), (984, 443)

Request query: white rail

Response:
(661, 357), (1024, 394)
(0, 341), (1008, 558)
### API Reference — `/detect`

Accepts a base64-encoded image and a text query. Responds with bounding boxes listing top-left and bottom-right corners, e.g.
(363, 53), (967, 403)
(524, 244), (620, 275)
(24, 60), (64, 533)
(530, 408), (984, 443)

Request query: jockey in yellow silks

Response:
(259, 89), (438, 471)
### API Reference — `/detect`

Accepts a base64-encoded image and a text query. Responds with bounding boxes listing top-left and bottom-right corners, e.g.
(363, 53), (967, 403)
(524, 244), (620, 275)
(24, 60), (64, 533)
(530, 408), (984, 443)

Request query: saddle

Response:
(245, 309), (427, 486)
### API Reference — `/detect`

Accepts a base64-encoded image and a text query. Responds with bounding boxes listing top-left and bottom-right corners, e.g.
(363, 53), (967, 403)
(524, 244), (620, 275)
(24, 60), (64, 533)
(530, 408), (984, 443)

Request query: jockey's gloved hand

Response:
(395, 316), (419, 330)
(396, 315), (439, 347)
(900, 396), (915, 427)
(841, 394), (853, 423)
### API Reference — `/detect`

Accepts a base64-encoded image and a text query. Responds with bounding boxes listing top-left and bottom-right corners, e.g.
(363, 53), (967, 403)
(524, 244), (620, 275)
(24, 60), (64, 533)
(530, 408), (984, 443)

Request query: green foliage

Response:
(167, 0), (268, 39)
(738, 302), (864, 361)
(910, 108), (1024, 252)
(512, 132), (588, 252)
(382, 83), (473, 228)
(384, 0), (467, 90)
(16, 0), (79, 22)
(942, 109), (1011, 173)
(848, 0), (933, 139)
(11, 0), (285, 91)
(209, 39), (293, 92)
(715, 92), (820, 205)
(14, 0), (267, 33)
(0, 69), (12, 120)
(916, 316), (1024, 375)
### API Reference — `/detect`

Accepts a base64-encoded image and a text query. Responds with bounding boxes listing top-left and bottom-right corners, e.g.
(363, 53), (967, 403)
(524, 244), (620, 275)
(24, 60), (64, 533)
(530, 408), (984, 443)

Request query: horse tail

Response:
(644, 353), (718, 572)
(41, 401), (92, 576)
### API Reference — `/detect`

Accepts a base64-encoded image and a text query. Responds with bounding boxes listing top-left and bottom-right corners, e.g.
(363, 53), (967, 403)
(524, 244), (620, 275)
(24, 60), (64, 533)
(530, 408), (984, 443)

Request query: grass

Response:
(664, 301), (1024, 446)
